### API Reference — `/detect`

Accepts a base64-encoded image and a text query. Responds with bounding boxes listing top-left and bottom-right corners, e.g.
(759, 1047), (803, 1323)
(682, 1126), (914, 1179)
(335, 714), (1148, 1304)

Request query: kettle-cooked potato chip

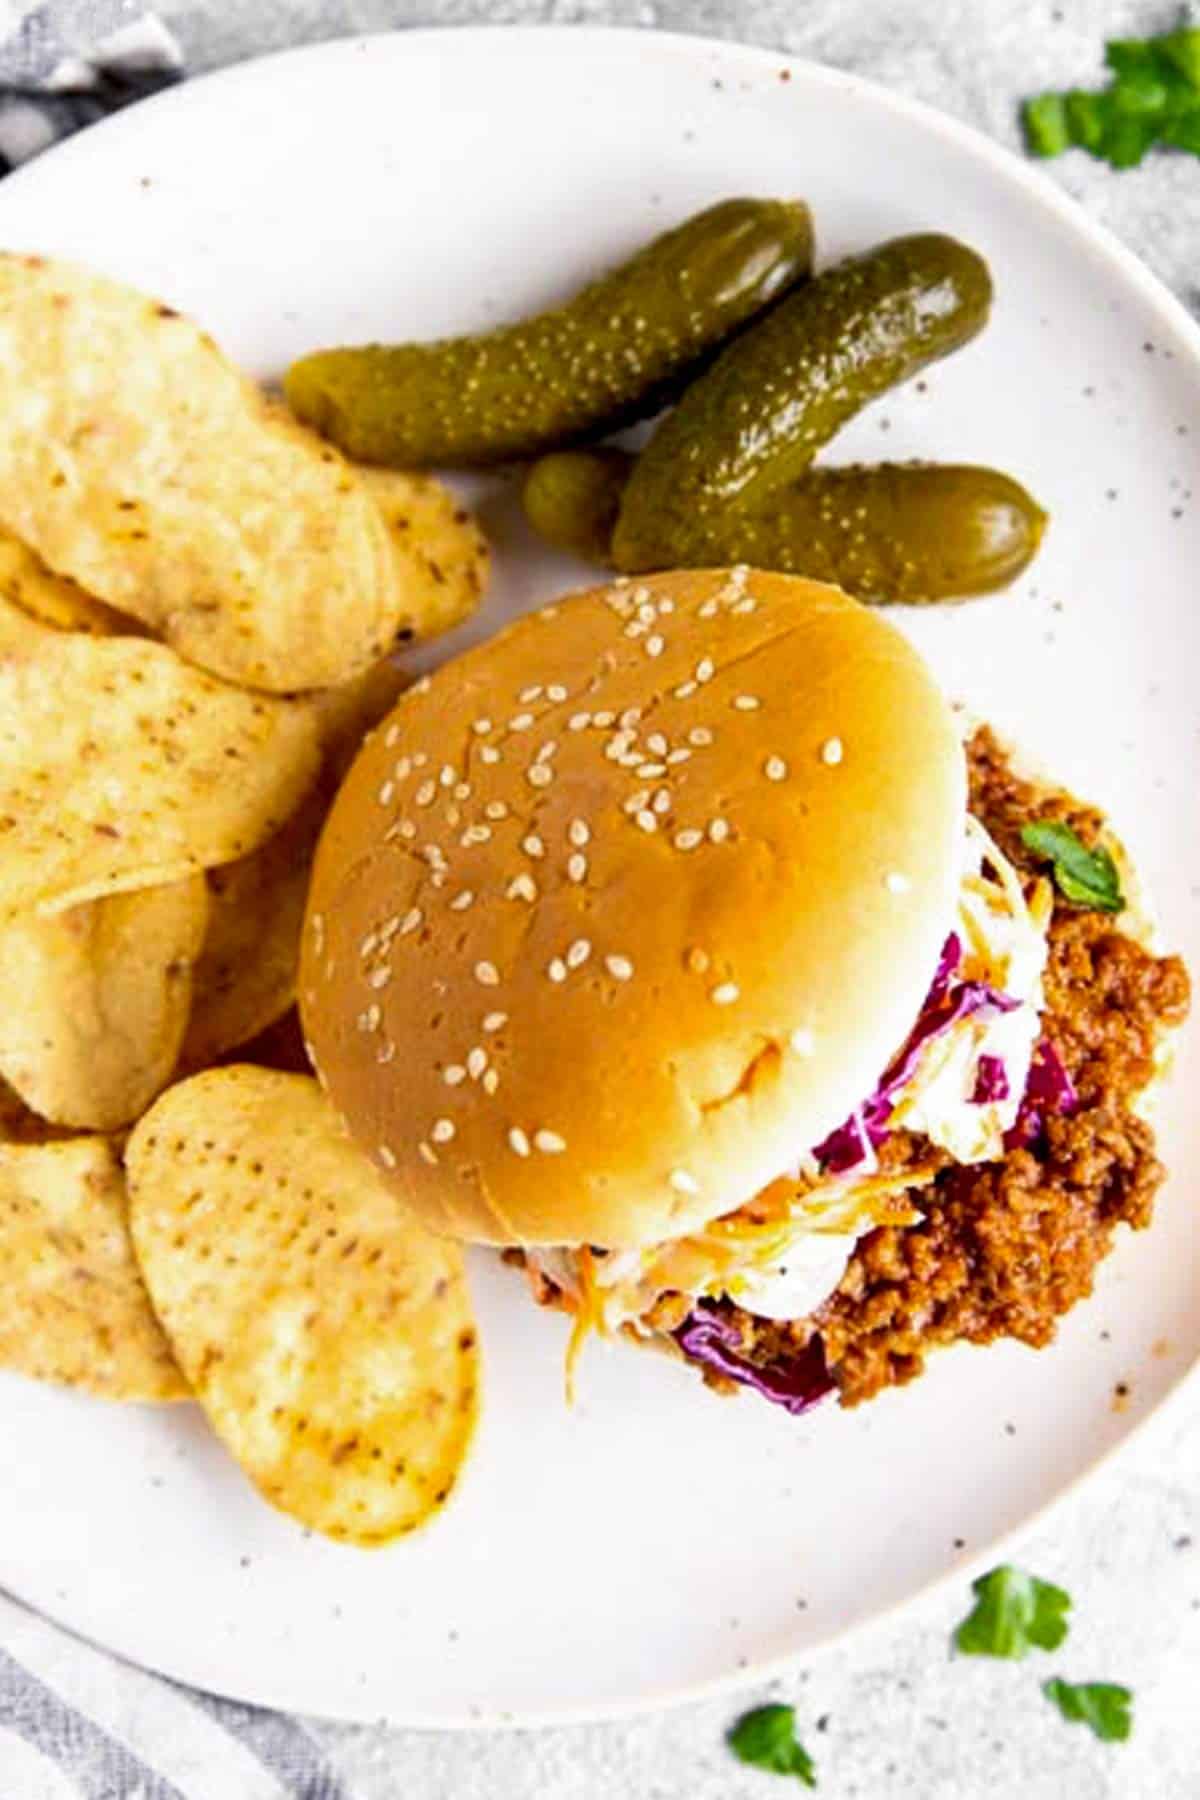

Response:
(0, 254), (407, 692)
(180, 791), (325, 1071)
(0, 634), (319, 920)
(127, 1067), (479, 1544)
(0, 589), (56, 656)
(0, 1075), (64, 1145)
(0, 1134), (185, 1400)
(361, 467), (490, 645)
(0, 876), (209, 1130)
(0, 526), (133, 637)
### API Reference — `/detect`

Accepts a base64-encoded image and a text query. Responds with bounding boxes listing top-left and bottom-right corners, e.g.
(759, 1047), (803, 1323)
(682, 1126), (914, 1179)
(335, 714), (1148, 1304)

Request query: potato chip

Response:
(0, 633), (319, 920)
(180, 790), (326, 1071)
(127, 1068), (479, 1544)
(0, 1075), (66, 1145)
(0, 1135), (185, 1400)
(0, 876), (209, 1130)
(0, 590), (56, 656)
(0, 526), (133, 637)
(361, 466), (490, 644)
(308, 656), (409, 779)
(0, 254), (407, 692)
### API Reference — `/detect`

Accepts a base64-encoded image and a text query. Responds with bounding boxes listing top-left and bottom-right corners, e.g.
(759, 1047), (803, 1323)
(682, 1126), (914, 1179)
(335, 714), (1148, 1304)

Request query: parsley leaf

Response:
(1022, 24), (1200, 168)
(728, 1705), (818, 1787)
(954, 1565), (1071, 1659)
(1044, 1678), (1134, 1742)
(1019, 819), (1125, 913)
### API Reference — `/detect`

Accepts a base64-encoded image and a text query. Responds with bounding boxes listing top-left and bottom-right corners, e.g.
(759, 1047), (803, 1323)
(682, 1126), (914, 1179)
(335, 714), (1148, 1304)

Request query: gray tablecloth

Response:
(0, 5), (1196, 1797)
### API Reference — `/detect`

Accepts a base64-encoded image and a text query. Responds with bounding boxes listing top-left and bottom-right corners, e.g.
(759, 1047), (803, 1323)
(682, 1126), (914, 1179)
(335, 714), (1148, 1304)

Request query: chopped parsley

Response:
(728, 1704), (818, 1787)
(1023, 26), (1200, 167)
(1043, 1678), (1134, 1742)
(954, 1564), (1071, 1659)
(1019, 819), (1125, 913)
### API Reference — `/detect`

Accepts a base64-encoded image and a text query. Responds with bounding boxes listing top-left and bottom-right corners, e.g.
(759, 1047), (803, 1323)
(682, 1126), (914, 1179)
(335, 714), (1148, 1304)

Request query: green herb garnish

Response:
(954, 1565), (1071, 1659)
(1043, 1678), (1134, 1742)
(1019, 819), (1125, 913)
(728, 1704), (818, 1787)
(1022, 24), (1200, 167)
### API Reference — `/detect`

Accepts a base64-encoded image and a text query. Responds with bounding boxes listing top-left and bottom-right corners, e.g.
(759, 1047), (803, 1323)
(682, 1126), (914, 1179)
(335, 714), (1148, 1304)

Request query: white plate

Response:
(0, 26), (1196, 1728)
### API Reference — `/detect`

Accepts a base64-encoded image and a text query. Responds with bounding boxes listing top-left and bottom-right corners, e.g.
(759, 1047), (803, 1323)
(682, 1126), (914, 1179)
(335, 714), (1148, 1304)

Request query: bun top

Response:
(301, 570), (966, 1249)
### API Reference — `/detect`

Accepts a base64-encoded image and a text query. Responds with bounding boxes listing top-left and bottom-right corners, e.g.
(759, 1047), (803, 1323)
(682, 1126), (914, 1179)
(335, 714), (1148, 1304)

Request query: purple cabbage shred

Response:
(972, 1053), (1010, 1104)
(1002, 1039), (1080, 1149)
(673, 1303), (834, 1416)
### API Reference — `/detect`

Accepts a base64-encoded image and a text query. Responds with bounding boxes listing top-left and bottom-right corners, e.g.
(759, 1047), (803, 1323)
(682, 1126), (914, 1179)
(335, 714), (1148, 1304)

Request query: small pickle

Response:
(285, 199), (815, 468)
(614, 234), (992, 569)
(524, 450), (1046, 604)
(522, 449), (632, 563)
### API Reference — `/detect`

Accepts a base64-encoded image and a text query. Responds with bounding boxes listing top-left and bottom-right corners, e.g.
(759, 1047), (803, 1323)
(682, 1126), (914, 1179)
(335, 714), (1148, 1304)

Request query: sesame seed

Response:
(624, 619), (647, 638)
(732, 596), (757, 615)
(509, 1127), (531, 1158)
(480, 745), (501, 765)
(593, 710), (615, 728)
(688, 727), (714, 747)
(483, 1069), (500, 1095)
(821, 736), (844, 766)
(310, 913), (325, 948)
(605, 954), (634, 981)
(444, 1065), (466, 1086)
(687, 947), (710, 974)
(510, 712), (535, 731)
(622, 707), (644, 728)
(670, 1168), (699, 1194)
(535, 740), (558, 764)
(467, 1047), (488, 1079)
(674, 681), (697, 700)
(522, 834), (545, 859)
(394, 756), (412, 780)
(449, 889), (474, 913)
(431, 1118), (456, 1144)
(483, 1011), (508, 1032)
(666, 747), (691, 766)
(418, 1141), (438, 1166)
(378, 779), (395, 806)
(547, 957), (568, 983)
(568, 818), (591, 848)
(397, 820), (417, 840)
(379, 1145), (398, 1170)
(413, 675), (432, 696)
(453, 782), (472, 802)
(635, 809), (657, 833)
(461, 824), (491, 846)
(482, 800), (509, 822)
(647, 733), (669, 757)
(698, 598), (719, 619)
(708, 818), (730, 844)
(710, 982), (740, 1006)
(764, 756), (788, 781)
(646, 634), (664, 657)
(360, 932), (379, 958)
(567, 937), (591, 969)
(400, 907), (422, 935)
(733, 694), (760, 712)
(790, 1029), (816, 1057)
(472, 717), (493, 736)
(361, 1003), (382, 1031)
(674, 828), (703, 850)
(652, 789), (671, 816)
(376, 1041), (396, 1065)
(535, 1129), (567, 1154)
(568, 711), (592, 731)
(506, 873), (538, 902)
(475, 961), (500, 987)
(439, 765), (456, 788)
(637, 762), (667, 778)
(528, 763), (553, 788)
(445, 806), (462, 829)
(637, 601), (656, 624)
(415, 779), (436, 806)
(696, 657), (715, 684)
(385, 725), (401, 749)
(547, 683), (568, 703)
(618, 750), (643, 769)
(567, 853), (588, 883)
(367, 966), (391, 990)
(885, 871), (911, 894)
(624, 790), (650, 815)
(519, 684), (543, 703)
(412, 752), (428, 766)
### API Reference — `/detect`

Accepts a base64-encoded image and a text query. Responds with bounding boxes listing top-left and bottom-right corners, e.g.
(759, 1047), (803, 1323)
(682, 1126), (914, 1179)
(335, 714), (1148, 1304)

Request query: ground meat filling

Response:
(707, 727), (1190, 1405)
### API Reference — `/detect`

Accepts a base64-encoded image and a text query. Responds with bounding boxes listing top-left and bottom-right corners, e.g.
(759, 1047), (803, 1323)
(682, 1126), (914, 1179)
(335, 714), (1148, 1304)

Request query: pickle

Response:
(524, 450), (1045, 604)
(613, 234), (992, 569)
(522, 449), (632, 562)
(285, 199), (815, 468)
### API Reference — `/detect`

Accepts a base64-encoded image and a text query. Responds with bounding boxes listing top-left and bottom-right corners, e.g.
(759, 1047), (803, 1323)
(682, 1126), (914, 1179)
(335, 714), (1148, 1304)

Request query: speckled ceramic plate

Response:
(0, 26), (1195, 1728)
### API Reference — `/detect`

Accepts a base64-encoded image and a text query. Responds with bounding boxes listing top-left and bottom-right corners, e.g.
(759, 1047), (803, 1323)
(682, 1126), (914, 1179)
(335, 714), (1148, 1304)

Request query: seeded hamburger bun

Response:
(300, 569), (966, 1249)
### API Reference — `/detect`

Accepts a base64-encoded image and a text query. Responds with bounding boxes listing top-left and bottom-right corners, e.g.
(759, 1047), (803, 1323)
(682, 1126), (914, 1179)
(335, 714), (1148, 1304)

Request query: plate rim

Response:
(0, 21), (1195, 1728)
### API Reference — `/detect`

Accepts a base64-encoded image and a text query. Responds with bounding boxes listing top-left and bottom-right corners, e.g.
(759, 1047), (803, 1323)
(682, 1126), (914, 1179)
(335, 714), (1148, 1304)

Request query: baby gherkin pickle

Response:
(523, 449), (1046, 605)
(284, 199), (815, 468)
(612, 234), (992, 570)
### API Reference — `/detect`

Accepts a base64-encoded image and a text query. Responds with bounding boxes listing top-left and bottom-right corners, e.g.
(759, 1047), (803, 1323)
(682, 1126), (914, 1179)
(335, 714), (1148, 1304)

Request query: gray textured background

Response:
(11, 4), (1200, 1797)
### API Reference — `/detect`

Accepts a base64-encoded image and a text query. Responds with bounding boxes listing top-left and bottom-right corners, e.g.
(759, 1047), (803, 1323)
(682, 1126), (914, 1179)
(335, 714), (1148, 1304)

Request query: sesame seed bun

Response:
(300, 570), (967, 1249)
